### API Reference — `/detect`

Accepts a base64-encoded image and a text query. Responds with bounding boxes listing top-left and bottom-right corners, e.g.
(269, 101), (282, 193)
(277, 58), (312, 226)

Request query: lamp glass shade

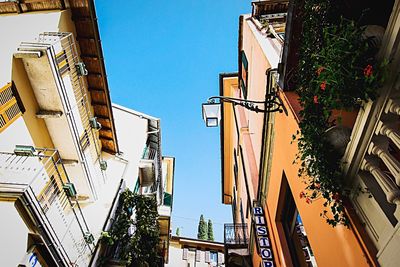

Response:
(202, 102), (221, 127)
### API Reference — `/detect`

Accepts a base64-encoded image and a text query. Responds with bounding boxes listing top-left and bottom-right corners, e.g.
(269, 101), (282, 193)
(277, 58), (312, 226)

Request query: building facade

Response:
(0, 1), (174, 266)
(217, 1), (400, 267)
(165, 236), (225, 267)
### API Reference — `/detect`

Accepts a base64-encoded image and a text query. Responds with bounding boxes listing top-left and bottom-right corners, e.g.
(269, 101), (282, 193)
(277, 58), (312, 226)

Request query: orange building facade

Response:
(219, 1), (400, 267)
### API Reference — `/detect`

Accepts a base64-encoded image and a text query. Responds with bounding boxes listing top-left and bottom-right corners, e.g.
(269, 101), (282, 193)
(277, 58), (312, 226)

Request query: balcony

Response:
(224, 223), (251, 267)
(343, 94), (400, 264)
(251, 0), (288, 44)
(224, 223), (249, 248)
(339, 4), (400, 263)
(14, 32), (102, 200)
(0, 147), (93, 266)
(139, 146), (157, 188)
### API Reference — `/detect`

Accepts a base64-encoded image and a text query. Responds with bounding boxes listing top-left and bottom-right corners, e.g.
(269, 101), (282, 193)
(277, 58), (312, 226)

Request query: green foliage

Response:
(130, 194), (161, 267)
(175, 227), (180, 236)
(100, 189), (161, 266)
(197, 215), (208, 240)
(207, 220), (214, 241)
(294, 0), (387, 227)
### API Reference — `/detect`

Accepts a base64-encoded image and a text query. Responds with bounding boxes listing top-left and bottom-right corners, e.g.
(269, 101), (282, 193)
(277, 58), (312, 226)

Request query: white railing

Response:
(0, 148), (93, 266)
(20, 32), (104, 199)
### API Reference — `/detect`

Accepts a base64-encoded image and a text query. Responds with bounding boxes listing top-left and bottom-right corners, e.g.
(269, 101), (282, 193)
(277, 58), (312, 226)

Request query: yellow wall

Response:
(0, 10), (78, 150)
(222, 77), (237, 205)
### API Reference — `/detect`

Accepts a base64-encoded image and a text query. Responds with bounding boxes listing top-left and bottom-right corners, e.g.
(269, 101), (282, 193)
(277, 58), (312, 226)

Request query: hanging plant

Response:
(100, 189), (161, 266)
(294, 0), (387, 227)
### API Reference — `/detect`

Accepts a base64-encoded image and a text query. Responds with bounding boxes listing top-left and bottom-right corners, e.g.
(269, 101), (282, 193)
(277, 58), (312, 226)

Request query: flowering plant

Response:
(294, 0), (387, 227)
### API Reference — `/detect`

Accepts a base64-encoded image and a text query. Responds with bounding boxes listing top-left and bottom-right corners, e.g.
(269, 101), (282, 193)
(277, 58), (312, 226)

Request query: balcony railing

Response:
(0, 147), (93, 266)
(17, 32), (103, 199)
(224, 223), (248, 247)
(140, 145), (163, 202)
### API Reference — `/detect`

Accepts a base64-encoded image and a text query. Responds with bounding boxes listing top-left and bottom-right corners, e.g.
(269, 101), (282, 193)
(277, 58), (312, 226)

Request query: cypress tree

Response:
(176, 227), (180, 236)
(197, 214), (208, 240)
(207, 219), (214, 241)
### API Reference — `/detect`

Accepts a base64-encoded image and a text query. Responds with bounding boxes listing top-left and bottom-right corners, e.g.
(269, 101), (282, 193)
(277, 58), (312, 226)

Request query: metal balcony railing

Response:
(21, 32), (105, 199)
(224, 223), (249, 247)
(141, 146), (163, 203)
(0, 147), (93, 266)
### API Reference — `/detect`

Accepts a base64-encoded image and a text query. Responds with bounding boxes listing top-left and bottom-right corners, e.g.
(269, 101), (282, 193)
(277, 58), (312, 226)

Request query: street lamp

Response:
(202, 94), (283, 127)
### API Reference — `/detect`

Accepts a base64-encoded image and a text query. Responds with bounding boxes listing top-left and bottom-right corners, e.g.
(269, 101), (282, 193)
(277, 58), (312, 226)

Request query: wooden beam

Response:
(99, 135), (114, 141)
(80, 54), (99, 60)
(91, 102), (107, 106)
(71, 16), (92, 22)
(94, 115), (110, 120)
(87, 73), (102, 77)
(88, 87), (105, 92)
(100, 126), (112, 132)
(88, 72), (102, 76)
(76, 36), (96, 41)
(101, 147), (116, 155)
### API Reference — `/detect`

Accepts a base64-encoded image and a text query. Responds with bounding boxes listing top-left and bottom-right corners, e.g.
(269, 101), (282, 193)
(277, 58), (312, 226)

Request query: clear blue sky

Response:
(96, 0), (251, 241)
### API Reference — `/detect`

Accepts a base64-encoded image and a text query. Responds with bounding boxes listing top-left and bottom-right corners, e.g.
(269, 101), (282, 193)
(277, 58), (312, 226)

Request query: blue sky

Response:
(96, 0), (251, 241)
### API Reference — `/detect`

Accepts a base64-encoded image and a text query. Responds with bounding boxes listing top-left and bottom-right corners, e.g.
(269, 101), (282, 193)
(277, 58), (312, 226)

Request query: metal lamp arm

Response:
(207, 96), (282, 113)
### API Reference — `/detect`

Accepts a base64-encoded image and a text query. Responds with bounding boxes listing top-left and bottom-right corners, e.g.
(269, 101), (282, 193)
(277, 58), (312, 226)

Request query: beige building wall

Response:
(166, 237), (225, 267)
(0, 202), (31, 267)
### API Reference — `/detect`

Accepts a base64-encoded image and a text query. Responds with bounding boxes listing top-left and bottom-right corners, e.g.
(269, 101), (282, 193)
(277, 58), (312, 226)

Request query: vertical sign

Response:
(253, 205), (275, 267)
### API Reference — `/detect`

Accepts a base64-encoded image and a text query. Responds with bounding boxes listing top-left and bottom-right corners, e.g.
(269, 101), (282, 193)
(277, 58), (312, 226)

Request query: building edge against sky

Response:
(0, 1), (174, 266)
(217, 1), (400, 267)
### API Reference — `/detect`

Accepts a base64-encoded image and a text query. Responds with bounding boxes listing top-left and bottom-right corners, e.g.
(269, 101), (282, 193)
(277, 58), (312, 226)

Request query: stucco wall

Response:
(238, 14), (371, 267)
(0, 202), (31, 266)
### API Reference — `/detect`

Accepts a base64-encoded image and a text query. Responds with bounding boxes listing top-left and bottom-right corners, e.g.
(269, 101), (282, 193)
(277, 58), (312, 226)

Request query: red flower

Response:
(313, 95), (319, 104)
(306, 197), (312, 204)
(332, 192), (340, 202)
(320, 81), (326, 91)
(315, 183), (321, 189)
(364, 65), (373, 77)
(316, 66), (325, 76)
(300, 191), (306, 199)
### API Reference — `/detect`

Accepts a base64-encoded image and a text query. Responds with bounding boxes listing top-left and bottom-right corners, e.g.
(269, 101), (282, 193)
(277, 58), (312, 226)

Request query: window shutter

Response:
(218, 252), (224, 264)
(182, 248), (188, 260)
(0, 82), (24, 133)
(195, 250), (201, 262)
(205, 251), (210, 263)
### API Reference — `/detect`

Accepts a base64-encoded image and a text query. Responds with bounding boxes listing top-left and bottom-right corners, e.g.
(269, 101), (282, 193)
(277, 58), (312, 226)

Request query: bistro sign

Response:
(253, 205), (274, 267)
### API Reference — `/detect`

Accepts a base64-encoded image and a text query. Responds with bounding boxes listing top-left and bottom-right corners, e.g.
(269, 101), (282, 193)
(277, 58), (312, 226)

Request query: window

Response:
(205, 251), (219, 266)
(280, 175), (317, 267)
(195, 249), (201, 262)
(182, 248), (188, 260)
(210, 251), (218, 266)
(0, 82), (24, 132)
(239, 50), (249, 99)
